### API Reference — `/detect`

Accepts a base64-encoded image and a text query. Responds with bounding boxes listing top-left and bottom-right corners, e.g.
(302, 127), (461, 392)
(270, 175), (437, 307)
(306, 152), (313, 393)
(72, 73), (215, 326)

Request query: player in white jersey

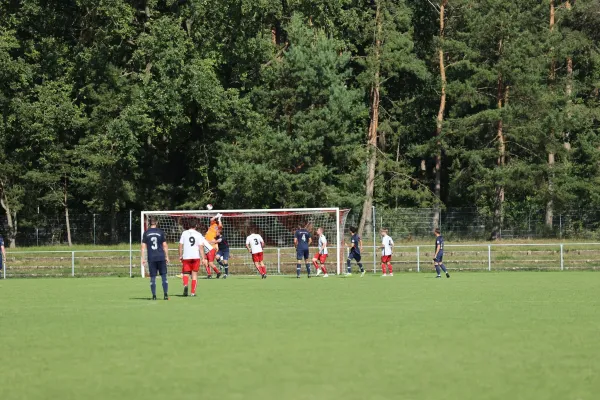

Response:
(312, 227), (329, 277)
(380, 228), (394, 276)
(245, 232), (267, 279)
(178, 220), (206, 297)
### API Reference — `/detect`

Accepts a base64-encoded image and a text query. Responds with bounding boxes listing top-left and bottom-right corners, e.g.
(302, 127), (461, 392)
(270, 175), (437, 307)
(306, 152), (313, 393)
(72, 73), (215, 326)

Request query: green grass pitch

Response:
(1, 273), (599, 400)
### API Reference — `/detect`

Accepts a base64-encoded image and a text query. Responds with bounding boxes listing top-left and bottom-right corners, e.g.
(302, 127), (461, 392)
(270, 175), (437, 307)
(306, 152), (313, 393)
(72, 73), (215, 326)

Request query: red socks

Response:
(381, 263), (387, 274)
(388, 263), (393, 274)
(205, 265), (212, 276)
(321, 265), (327, 274)
(183, 275), (189, 287)
(212, 265), (220, 274)
(312, 260), (319, 270)
(191, 279), (197, 295)
(260, 266), (266, 275)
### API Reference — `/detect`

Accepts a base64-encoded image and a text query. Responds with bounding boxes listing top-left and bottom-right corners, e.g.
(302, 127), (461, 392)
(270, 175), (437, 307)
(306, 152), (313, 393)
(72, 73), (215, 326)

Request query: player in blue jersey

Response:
(0, 234), (5, 274)
(433, 228), (450, 278)
(141, 217), (170, 300)
(346, 226), (365, 276)
(215, 227), (230, 279)
(294, 224), (312, 278)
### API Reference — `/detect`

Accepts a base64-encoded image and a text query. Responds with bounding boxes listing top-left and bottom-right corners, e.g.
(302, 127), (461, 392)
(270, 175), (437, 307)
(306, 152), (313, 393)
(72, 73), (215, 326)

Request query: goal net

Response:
(140, 208), (350, 277)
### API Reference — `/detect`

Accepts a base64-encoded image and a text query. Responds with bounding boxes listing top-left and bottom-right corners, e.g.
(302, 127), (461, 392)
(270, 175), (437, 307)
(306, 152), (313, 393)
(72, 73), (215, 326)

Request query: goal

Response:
(140, 208), (350, 277)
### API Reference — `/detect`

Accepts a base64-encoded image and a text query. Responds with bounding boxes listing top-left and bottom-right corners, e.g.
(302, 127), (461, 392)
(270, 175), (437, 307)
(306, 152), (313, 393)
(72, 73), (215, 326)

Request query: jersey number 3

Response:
(150, 237), (158, 250)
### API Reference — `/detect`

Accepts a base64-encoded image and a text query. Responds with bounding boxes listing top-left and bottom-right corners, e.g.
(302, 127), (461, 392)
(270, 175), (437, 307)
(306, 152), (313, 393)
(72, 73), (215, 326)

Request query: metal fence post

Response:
(71, 251), (75, 277)
(93, 214), (96, 245)
(277, 248), (281, 274)
(488, 245), (492, 271)
(372, 206), (376, 274)
(560, 244), (564, 271)
(417, 246), (420, 272)
(559, 215), (562, 239)
(129, 210), (133, 278)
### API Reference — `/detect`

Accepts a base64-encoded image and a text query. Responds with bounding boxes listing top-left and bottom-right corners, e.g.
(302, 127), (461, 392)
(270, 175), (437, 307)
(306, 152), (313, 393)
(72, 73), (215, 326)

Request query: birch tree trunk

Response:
(564, 0), (573, 150)
(358, 1), (382, 237)
(64, 178), (72, 247)
(0, 188), (17, 248)
(546, 0), (556, 229)
(432, 0), (448, 230)
(493, 71), (507, 238)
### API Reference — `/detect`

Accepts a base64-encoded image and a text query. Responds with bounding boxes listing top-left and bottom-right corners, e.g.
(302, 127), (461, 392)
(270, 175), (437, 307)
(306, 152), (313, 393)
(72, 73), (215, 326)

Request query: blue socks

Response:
(346, 261), (363, 273)
(297, 263), (301, 277)
(151, 275), (168, 296)
(150, 276), (157, 297)
(305, 263), (311, 275)
(160, 274), (168, 294)
(224, 264), (229, 275)
(435, 264), (441, 275)
(440, 264), (447, 273)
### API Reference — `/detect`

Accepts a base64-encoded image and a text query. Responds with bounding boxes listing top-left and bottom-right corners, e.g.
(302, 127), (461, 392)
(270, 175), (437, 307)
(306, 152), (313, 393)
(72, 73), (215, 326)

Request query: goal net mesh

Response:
(142, 209), (350, 276)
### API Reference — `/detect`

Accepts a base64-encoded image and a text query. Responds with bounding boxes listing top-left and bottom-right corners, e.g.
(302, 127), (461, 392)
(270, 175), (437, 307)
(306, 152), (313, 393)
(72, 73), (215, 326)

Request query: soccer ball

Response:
(206, 204), (213, 210)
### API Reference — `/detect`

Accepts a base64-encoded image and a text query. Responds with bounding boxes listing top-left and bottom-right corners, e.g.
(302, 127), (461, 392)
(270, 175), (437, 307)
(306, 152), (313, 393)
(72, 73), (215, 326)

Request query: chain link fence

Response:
(0, 212), (142, 247)
(1, 207), (599, 247)
(346, 207), (600, 241)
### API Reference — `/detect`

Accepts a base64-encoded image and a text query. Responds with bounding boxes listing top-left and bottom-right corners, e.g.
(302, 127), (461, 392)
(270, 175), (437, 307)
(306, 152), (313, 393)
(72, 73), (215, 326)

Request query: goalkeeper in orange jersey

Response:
(204, 213), (223, 278)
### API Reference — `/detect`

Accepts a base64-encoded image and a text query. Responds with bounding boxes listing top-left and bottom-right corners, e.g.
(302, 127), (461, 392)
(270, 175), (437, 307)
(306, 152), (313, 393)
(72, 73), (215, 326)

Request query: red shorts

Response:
(206, 248), (217, 262)
(381, 255), (392, 263)
(182, 259), (201, 273)
(252, 252), (264, 263)
(314, 254), (327, 263)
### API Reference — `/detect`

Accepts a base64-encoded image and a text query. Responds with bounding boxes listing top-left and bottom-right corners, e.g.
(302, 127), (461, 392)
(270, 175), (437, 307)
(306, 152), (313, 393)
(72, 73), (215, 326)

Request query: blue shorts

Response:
(348, 251), (362, 262)
(217, 250), (229, 261)
(296, 248), (309, 260)
(434, 252), (444, 263)
(148, 260), (167, 277)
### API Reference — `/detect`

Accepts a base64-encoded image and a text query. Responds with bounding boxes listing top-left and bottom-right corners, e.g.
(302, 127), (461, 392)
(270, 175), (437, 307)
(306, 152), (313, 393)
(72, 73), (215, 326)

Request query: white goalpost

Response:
(140, 208), (350, 277)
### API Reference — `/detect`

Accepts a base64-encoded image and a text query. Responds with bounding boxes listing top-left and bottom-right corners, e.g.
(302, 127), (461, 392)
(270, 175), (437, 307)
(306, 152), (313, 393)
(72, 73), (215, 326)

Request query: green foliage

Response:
(0, 0), (599, 244)
(219, 13), (366, 209)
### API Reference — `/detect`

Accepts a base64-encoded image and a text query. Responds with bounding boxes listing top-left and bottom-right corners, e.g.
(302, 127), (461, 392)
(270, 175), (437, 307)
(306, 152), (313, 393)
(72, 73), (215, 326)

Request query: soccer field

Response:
(1, 273), (599, 400)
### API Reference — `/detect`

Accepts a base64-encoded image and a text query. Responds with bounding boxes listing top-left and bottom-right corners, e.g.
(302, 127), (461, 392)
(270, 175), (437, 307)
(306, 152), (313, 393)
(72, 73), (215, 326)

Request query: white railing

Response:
(3, 242), (600, 279)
